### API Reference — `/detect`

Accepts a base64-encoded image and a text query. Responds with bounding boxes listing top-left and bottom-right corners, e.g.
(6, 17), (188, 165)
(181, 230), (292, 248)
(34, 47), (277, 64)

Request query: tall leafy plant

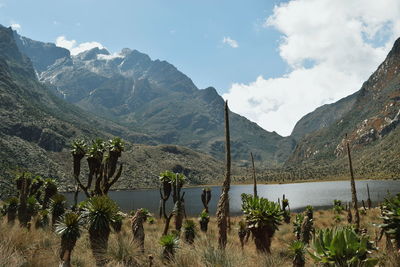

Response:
(241, 193), (283, 253)
(56, 212), (83, 267)
(83, 196), (120, 266)
(72, 138), (124, 197)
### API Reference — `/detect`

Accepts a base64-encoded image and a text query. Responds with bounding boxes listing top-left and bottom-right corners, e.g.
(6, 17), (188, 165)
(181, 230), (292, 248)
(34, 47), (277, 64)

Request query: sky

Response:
(1, 0), (400, 136)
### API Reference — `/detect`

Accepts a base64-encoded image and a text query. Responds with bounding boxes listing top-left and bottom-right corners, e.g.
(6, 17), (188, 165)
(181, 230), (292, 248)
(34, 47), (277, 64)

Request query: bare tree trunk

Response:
(346, 135), (360, 231)
(216, 100), (231, 249)
(251, 152), (257, 197)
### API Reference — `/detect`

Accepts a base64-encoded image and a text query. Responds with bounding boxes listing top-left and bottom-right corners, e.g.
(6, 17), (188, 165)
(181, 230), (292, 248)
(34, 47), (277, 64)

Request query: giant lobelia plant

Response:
(241, 193), (283, 253)
(71, 138), (124, 197)
(83, 196), (120, 266)
(56, 212), (83, 267)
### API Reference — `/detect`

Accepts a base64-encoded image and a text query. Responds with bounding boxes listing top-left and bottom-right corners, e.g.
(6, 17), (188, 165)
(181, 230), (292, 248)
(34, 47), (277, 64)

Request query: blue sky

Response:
(0, 0), (287, 91)
(1, 0), (400, 136)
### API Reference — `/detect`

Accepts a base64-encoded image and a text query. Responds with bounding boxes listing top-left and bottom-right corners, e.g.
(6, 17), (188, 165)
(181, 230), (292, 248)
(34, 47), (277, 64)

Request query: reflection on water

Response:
(64, 180), (400, 216)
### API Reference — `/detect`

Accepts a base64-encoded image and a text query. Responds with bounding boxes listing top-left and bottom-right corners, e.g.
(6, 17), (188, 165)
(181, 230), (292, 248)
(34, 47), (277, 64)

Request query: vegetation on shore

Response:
(1, 204), (399, 266)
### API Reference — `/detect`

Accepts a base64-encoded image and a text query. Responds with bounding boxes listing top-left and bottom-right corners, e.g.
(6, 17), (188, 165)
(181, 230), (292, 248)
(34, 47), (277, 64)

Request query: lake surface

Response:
(65, 180), (400, 216)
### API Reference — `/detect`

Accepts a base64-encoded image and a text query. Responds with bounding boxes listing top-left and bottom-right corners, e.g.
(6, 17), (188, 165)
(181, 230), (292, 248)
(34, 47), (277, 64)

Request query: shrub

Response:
(309, 227), (378, 266)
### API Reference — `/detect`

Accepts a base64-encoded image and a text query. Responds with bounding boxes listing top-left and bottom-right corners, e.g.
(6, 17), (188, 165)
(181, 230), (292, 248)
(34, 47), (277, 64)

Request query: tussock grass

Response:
(0, 208), (397, 266)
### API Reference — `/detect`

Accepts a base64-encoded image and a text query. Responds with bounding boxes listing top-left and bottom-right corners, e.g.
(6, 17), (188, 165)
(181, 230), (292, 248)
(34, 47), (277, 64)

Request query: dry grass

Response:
(0, 208), (398, 266)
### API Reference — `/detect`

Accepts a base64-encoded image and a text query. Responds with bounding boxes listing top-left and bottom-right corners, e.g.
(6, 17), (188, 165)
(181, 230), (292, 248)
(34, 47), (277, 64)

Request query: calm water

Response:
(65, 180), (400, 216)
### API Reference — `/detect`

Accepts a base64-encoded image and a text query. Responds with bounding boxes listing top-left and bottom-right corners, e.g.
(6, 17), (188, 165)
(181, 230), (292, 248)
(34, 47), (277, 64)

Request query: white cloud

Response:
(222, 36), (239, 48)
(55, 36), (105, 56)
(223, 0), (400, 136)
(10, 23), (21, 31)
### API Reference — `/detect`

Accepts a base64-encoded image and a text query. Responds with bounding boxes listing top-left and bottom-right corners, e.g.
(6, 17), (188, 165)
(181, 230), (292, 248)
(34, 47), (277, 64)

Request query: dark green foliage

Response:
(201, 187), (212, 213)
(42, 178), (58, 209)
(4, 196), (19, 224)
(289, 240), (306, 267)
(50, 194), (67, 226)
(379, 193), (400, 249)
(55, 212), (83, 266)
(35, 209), (49, 229)
(55, 212), (82, 243)
(238, 219), (248, 249)
(282, 195), (291, 223)
(26, 196), (40, 226)
(83, 196), (120, 266)
(199, 209), (210, 232)
(241, 193), (283, 252)
(72, 137), (124, 197)
(159, 234), (179, 261)
(309, 227), (378, 266)
(15, 173), (45, 227)
(333, 199), (344, 214)
(183, 219), (196, 244)
(147, 216), (155, 224)
(112, 213), (124, 233)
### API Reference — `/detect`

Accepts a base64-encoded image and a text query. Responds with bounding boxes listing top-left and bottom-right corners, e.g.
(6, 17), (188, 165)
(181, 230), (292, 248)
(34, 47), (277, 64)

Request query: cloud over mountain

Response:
(223, 0), (400, 136)
(56, 36), (104, 56)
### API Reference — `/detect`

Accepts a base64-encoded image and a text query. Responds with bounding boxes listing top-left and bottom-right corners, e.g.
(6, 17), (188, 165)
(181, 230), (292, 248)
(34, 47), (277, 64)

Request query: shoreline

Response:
(61, 176), (399, 193)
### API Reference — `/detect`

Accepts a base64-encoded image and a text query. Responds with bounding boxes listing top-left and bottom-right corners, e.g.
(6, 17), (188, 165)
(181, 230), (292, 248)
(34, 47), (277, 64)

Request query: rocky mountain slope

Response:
(0, 25), (226, 196)
(287, 37), (400, 178)
(14, 32), (295, 165)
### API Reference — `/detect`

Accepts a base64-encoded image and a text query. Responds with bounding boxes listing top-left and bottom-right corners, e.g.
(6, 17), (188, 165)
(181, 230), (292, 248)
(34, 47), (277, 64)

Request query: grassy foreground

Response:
(0, 207), (398, 267)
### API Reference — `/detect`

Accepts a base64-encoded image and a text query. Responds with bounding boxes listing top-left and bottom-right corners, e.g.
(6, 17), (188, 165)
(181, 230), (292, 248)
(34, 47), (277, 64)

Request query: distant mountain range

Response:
(13, 30), (295, 165)
(0, 23), (399, 195)
(0, 25), (224, 195)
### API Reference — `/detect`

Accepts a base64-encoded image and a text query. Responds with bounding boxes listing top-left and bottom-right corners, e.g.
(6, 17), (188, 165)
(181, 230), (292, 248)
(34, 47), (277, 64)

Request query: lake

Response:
(65, 179), (400, 216)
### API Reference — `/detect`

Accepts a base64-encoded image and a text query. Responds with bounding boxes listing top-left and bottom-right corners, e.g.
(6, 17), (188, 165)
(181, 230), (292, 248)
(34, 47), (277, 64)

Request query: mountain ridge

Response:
(0, 25), (227, 197)
(286, 36), (400, 178)
(13, 30), (295, 165)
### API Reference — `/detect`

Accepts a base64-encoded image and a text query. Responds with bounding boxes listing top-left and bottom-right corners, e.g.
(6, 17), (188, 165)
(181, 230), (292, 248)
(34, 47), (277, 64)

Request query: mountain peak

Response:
(75, 47), (110, 61)
(388, 37), (400, 57)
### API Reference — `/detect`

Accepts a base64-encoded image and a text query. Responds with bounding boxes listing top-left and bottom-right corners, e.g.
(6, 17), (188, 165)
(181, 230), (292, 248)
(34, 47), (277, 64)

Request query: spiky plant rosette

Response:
(4, 197), (19, 212)
(198, 210), (209, 220)
(83, 196), (119, 234)
(108, 137), (125, 154)
(289, 240), (306, 258)
(50, 194), (66, 213)
(55, 212), (83, 240)
(159, 234), (179, 250)
(71, 139), (87, 156)
(183, 220), (196, 234)
(27, 196), (40, 215)
(241, 193), (283, 231)
(309, 226), (378, 266)
(87, 138), (105, 160)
